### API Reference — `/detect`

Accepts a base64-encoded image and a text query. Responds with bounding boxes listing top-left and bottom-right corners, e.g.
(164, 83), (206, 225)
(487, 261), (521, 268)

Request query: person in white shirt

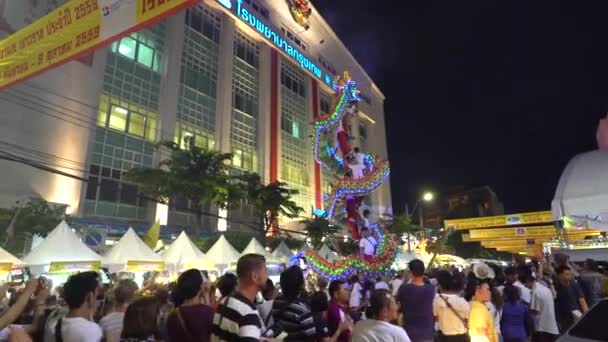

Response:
(350, 275), (364, 312)
(523, 271), (559, 342)
(360, 209), (371, 230)
(433, 271), (470, 342)
(353, 147), (365, 165)
(44, 271), (103, 342)
(390, 271), (406, 297)
(352, 289), (411, 342)
(99, 279), (138, 342)
(505, 266), (531, 305)
(375, 276), (390, 291)
(359, 228), (377, 260)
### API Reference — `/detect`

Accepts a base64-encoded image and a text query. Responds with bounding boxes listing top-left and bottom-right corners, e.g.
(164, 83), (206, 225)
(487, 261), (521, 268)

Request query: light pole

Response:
(403, 192), (435, 251)
(407, 191), (435, 225)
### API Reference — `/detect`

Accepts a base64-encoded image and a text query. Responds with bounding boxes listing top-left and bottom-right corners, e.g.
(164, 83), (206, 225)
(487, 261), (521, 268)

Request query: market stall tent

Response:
(552, 149), (608, 231)
(0, 247), (22, 266)
(162, 231), (212, 272)
(23, 221), (104, 274)
(104, 228), (164, 273)
(271, 241), (294, 264)
(205, 235), (240, 267)
(241, 238), (275, 260)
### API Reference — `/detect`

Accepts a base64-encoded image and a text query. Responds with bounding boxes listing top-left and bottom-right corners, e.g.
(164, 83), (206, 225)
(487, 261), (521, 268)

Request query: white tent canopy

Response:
(271, 241), (294, 263)
(205, 235), (240, 266)
(104, 228), (163, 272)
(552, 150), (608, 231)
(162, 231), (211, 272)
(0, 246), (23, 267)
(23, 221), (104, 273)
(240, 238), (276, 260)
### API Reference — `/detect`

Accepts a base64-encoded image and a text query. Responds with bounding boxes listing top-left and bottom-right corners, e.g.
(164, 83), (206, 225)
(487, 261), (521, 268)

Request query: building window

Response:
(231, 29), (260, 172)
(281, 71), (306, 97)
(111, 34), (163, 72)
(320, 92), (331, 115)
(280, 26), (308, 51)
(280, 59), (310, 215)
(232, 147), (257, 171)
(174, 122), (215, 151)
(359, 123), (368, 140)
(243, 0), (269, 19)
(318, 55), (336, 76)
(98, 94), (157, 142)
(178, 5), (220, 133)
(104, 24), (165, 111)
(185, 5), (221, 44)
(359, 92), (373, 105)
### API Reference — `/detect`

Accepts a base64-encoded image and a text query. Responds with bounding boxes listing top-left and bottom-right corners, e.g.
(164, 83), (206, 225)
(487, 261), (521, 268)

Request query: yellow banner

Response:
(482, 240), (542, 248)
(49, 261), (101, 273)
(126, 260), (164, 272)
(0, 263), (13, 274)
(464, 229), (600, 242)
(496, 246), (543, 253)
(445, 211), (553, 230)
(469, 225), (557, 239)
(0, 0), (197, 89)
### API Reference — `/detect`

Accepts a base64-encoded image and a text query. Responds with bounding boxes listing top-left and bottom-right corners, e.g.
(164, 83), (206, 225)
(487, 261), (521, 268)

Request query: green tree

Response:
(0, 196), (68, 256)
(300, 215), (341, 249)
(241, 173), (304, 234)
(125, 139), (243, 235)
(426, 236), (454, 267)
(381, 213), (423, 252)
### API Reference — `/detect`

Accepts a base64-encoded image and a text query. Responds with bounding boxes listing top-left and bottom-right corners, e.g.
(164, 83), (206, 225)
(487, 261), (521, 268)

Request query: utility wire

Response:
(0, 151), (88, 182)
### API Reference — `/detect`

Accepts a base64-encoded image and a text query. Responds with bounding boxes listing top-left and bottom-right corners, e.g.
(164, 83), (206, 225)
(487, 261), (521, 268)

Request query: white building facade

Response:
(0, 0), (391, 232)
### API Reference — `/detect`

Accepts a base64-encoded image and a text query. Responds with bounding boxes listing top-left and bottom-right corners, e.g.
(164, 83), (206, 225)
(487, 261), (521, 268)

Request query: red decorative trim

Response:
(269, 49), (279, 183)
(311, 79), (322, 209)
(0, 0), (198, 90)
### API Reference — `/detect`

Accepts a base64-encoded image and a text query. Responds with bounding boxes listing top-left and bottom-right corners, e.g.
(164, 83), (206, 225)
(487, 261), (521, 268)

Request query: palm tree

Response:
(380, 212), (423, 252)
(241, 173), (304, 234)
(125, 139), (243, 235)
(425, 237), (454, 267)
(301, 215), (341, 249)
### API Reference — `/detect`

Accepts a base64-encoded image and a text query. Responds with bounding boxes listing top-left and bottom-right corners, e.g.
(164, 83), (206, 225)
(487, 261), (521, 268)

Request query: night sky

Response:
(313, 0), (608, 214)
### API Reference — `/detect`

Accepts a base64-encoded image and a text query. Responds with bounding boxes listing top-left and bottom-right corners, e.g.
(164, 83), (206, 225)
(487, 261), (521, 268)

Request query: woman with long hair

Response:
(121, 297), (161, 342)
(166, 269), (214, 342)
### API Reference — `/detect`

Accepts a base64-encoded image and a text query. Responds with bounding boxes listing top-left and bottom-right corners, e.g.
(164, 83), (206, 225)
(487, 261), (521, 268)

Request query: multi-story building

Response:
(0, 0), (391, 234)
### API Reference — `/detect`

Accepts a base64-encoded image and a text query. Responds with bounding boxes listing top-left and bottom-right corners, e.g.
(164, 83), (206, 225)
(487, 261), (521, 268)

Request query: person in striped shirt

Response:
(211, 254), (269, 342)
(270, 266), (320, 341)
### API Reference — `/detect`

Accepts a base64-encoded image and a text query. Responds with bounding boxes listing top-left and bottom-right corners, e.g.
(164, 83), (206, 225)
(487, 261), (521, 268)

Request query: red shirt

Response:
(327, 299), (350, 342)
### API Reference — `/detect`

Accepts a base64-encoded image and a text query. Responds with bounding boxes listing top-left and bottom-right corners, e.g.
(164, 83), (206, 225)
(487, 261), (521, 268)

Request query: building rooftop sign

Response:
(217, 0), (334, 88)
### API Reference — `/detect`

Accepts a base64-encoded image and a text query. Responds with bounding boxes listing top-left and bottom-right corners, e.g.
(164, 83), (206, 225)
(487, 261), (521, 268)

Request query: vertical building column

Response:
(215, 13), (236, 154)
(257, 44), (271, 183)
(268, 49), (281, 183)
(158, 12), (186, 149)
(153, 12), (187, 224)
(311, 79), (322, 210)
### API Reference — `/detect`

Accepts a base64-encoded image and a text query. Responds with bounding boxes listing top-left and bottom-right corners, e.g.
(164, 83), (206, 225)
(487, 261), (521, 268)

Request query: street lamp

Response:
(407, 191), (435, 230)
(423, 192), (434, 202)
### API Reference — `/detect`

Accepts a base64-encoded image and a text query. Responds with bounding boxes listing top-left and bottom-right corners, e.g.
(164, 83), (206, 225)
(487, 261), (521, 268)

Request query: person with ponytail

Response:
(166, 269), (214, 342)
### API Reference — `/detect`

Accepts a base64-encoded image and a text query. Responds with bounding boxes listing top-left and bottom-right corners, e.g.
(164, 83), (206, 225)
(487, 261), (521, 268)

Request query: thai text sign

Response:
(217, 0), (334, 87)
(444, 211), (554, 230)
(0, 0), (197, 89)
(49, 261), (101, 273)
